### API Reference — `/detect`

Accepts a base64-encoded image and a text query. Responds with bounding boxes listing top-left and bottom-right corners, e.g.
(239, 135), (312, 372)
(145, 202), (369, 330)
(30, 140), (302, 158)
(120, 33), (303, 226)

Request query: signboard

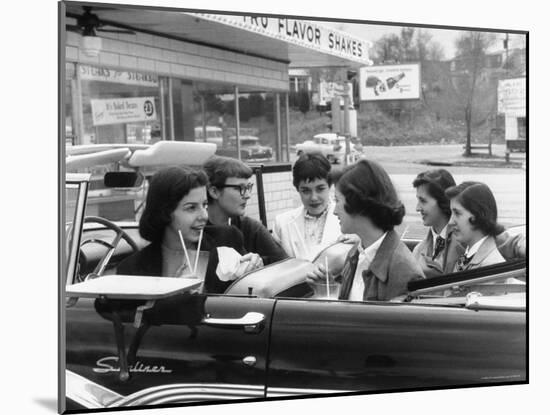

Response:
(498, 78), (526, 117)
(359, 63), (420, 101)
(91, 97), (157, 126)
(79, 64), (159, 87)
(191, 14), (372, 65)
(319, 81), (354, 106)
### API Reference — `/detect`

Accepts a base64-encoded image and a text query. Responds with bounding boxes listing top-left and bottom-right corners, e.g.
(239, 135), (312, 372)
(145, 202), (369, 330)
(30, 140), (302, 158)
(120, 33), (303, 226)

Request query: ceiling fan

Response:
(66, 6), (135, 36)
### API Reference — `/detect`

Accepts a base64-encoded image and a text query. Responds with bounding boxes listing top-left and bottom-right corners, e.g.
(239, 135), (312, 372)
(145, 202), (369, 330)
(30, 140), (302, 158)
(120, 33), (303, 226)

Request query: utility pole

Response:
(504, 33), (509, 77)
(343, 83), (351, 165)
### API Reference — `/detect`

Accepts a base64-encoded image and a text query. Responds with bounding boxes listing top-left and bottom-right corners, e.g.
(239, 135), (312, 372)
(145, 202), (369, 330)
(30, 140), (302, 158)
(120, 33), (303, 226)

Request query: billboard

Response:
(498, 77), (526, 117)
(318, 81), (354, 106)
(359, 63), (420, 101)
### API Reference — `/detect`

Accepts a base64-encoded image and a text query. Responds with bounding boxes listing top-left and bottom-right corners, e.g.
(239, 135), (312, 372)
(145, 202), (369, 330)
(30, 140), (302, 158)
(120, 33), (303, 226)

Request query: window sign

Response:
(91, 97), (157, 126)
(79, 64), (159, 87)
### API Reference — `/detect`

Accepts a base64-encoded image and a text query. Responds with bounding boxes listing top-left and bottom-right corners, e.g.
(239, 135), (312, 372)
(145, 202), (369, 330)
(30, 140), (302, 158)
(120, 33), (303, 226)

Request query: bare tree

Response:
(452, 31), (495, 155)
(373, 27), (445, 64)
(374, 33), (402, 63)
(428, 42), (445, 61)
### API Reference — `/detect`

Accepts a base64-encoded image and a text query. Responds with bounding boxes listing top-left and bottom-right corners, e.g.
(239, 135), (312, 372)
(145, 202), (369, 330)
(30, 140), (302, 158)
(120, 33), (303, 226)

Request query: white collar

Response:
(358, 232), (387, 263)
(430, 224), (448, 241)
(303, 201), (331, 219)
(465, 235), (489, 258)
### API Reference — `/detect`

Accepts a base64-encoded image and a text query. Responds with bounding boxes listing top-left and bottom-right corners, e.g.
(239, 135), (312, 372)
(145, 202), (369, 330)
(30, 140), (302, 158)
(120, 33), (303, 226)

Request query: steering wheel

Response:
(78, 216), (139, 281)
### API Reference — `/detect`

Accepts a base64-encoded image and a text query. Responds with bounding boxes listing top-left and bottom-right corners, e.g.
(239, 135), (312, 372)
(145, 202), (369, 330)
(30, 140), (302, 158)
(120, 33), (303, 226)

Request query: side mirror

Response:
(104, 171), (145, 188)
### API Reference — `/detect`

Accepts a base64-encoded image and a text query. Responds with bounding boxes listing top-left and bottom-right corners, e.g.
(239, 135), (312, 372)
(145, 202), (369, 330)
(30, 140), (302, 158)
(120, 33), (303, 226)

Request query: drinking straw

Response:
(324, 256), (330, 298)
(193, 228), (204, 274)
(178, 230), (192, 274)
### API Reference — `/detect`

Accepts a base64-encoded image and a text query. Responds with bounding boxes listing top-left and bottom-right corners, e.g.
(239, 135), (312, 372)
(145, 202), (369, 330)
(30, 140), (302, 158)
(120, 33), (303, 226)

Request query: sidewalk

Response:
(364, 144), (526, 175)
(419, 144), (526, 169)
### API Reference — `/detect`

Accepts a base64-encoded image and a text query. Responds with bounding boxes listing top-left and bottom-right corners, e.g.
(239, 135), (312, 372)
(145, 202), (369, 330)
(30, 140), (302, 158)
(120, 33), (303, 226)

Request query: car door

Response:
(266, 297), (525, 397)
(66, 294), (276, 409)
(64, 175), (275, 410)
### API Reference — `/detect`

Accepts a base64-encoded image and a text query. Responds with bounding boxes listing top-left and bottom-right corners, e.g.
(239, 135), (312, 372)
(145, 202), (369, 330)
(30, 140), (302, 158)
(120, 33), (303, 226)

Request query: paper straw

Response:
(178, 230), (192, 274)
(324, 256), (330, 298)
(193, 228), (204, 275)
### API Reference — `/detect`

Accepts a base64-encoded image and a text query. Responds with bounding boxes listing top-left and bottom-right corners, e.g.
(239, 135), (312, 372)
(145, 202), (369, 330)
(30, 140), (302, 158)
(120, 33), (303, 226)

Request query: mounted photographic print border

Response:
(59, 0), (528, 414)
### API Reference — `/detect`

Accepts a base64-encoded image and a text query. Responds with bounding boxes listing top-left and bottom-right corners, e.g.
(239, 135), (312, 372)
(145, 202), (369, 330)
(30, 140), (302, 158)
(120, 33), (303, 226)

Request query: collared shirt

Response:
(349, 232), (387, 301)
(303, 206), (329, 247)
(430, 224), (449, 253)
(464, 235), (489, 259)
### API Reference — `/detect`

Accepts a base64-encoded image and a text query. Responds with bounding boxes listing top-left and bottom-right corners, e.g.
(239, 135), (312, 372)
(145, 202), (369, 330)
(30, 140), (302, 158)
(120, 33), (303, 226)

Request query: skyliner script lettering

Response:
(93, 356), (172, 374)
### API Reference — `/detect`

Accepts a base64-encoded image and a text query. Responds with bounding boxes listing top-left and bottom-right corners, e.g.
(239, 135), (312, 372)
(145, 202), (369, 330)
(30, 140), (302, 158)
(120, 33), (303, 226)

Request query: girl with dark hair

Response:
(117, 166), (262, 293)
(412, 169), (465, 278)
(445, 181), (505, 271)
(307, 159), (424, 301)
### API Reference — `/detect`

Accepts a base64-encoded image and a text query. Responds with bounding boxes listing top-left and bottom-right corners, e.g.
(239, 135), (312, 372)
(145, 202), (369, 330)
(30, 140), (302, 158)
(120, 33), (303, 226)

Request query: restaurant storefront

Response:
(64, 4), (371, 163)
(62, 3), (372, 224)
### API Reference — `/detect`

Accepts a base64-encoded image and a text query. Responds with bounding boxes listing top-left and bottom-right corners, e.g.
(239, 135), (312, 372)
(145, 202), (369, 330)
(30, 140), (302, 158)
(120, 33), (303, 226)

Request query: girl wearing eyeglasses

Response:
(203, 156), (288, 267)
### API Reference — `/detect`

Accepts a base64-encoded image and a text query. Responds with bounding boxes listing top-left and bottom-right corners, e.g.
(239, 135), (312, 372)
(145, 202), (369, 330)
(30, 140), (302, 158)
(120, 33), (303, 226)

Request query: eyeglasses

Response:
(220, 183), (254, 196)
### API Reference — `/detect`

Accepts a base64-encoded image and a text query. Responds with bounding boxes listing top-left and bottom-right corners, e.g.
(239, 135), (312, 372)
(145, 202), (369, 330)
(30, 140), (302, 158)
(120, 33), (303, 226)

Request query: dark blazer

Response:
(117, 225), (247, 294)
(338, 230), (425, 301)
(412, 228), (465, 278)
(224, 216), (288, 265)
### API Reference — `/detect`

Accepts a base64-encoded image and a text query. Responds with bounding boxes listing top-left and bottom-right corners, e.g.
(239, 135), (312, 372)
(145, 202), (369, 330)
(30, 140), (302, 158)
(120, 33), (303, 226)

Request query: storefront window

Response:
(192, 84), (285, 164)
(77, 64), (163, 146)
(65, 63), (76, 146)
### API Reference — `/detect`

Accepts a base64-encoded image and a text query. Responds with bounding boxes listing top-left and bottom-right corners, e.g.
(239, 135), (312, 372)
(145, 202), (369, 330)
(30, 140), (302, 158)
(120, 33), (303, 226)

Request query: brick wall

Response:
(246, 170), (300, 231)
(65, 18), (289, 90)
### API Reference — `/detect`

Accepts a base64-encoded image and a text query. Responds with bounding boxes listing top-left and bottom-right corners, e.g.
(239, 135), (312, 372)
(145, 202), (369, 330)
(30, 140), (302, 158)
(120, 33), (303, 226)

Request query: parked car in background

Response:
(194, 126), (224, 147)
(295, 133), (362, 164)
(216, 135), (274, 162)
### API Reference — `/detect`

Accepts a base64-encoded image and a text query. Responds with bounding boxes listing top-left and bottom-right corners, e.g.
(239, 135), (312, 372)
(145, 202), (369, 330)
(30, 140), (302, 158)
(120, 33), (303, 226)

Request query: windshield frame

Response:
(65, 173), (90, 287)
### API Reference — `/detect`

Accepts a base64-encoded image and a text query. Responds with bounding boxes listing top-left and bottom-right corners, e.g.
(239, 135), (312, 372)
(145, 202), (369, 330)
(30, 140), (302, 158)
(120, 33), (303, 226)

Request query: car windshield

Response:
(208, 131), (223, 138)
(241, 138), (258, 146)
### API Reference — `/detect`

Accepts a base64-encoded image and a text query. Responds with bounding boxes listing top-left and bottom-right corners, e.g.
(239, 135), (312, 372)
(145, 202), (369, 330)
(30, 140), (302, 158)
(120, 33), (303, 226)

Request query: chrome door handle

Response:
(243, 356), (257, 367)
(202, 311), (265, 333)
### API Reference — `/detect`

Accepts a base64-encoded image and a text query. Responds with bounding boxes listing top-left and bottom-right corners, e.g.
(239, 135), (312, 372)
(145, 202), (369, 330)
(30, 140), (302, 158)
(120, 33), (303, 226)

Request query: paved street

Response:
(371, 144), (527, 227)
(394, 173), (526, 228)
(287, 143), (527, 236)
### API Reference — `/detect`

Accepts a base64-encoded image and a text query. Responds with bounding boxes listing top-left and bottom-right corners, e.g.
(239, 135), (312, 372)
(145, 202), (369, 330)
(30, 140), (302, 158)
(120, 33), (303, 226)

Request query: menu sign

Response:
(91, 97), (157, 126)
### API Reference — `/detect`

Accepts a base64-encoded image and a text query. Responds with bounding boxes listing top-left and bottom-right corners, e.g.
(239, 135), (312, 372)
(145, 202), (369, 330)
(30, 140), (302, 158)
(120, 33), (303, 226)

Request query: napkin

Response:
(216, 247), (249, 281)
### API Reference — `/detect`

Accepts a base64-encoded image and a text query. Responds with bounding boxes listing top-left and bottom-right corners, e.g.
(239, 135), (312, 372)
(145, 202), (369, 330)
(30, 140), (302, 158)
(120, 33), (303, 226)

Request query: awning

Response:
(65, 4), (372, 69)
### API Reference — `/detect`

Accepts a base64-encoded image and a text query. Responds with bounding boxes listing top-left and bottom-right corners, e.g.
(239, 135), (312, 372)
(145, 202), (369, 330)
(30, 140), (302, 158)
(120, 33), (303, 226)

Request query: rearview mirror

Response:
(104, 172), (145, 188)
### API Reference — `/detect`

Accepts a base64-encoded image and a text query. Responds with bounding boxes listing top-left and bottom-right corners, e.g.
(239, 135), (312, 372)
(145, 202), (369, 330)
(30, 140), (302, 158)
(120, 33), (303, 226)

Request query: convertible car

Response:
(62, 141), (526, 412)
